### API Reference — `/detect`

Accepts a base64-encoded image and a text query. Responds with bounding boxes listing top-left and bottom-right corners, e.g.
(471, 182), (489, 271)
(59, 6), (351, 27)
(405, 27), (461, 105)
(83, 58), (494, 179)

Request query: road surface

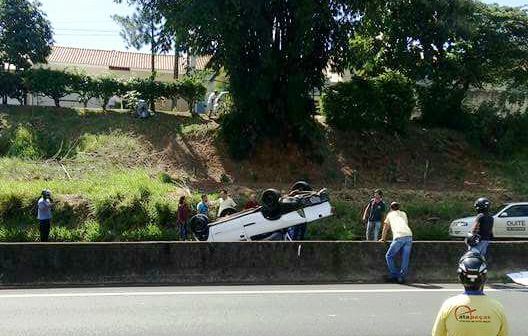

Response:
(0, 284), (526, 336)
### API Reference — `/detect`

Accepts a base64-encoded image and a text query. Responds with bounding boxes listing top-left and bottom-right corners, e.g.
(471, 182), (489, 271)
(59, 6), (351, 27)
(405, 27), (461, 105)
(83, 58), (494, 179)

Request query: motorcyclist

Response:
(470, 197), (494, 257)
(431, 252), (509, 336)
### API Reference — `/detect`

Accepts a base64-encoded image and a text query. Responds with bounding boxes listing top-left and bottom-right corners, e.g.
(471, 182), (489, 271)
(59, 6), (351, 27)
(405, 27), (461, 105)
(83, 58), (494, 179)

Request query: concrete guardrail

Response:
(0, 241), (526, 287)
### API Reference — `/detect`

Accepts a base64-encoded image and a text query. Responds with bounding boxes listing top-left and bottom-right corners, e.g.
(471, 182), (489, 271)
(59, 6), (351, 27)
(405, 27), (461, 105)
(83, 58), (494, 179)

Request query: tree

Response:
(349, 0), (528, 128)
(93, 76), (123, 111)
(112, 0), (171, 76)
(113, 0), (172, 110)
(0, 0), (53, 70)
(0, 70), (26, 104)
(157, 0), (367, 158)
(24, 68), (74, 107)
(71, 72), (97, 108)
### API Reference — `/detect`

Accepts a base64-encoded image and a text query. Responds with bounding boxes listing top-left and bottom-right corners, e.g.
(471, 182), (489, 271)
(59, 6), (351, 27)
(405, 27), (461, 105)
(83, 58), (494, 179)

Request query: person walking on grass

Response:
(379, 201), (413, 284)
(362, 189), (387, 241)
(177, 196), (191, 241)
(37, 189), (53, 242)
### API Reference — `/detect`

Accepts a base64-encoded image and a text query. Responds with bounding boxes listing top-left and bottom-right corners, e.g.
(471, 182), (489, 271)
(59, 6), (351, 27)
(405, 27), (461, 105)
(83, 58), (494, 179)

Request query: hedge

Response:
(0, 68), (206, 110)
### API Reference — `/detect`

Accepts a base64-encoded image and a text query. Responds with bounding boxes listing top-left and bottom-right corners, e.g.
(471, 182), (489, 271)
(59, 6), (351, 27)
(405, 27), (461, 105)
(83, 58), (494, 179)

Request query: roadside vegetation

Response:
(1, 0), (528, 241)
(0, 106), (523, 242)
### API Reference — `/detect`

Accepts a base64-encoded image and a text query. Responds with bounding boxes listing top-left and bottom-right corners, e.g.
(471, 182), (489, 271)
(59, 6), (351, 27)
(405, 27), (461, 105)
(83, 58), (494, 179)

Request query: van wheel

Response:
(291, 181), (312, 192)
(189, 214), (210, 241)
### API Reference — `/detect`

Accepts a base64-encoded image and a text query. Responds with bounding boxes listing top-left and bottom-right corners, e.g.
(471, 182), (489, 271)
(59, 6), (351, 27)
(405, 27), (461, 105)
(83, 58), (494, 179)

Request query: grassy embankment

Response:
(0, 106), (524, 241)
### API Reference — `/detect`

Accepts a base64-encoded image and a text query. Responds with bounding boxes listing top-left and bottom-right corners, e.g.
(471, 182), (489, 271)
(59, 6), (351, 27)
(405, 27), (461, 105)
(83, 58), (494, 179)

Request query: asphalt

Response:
(0, 284), (526, 336)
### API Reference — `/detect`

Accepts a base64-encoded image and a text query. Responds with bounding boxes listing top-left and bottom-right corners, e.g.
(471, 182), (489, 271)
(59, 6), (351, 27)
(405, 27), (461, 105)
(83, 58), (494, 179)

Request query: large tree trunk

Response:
(54, 98), (60, 107)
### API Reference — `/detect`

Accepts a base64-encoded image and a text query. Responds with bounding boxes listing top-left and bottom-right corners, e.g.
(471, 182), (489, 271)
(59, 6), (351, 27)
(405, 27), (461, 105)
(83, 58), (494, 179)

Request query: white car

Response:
(190, 185), (333, 242)
(449, 202), (528, 238)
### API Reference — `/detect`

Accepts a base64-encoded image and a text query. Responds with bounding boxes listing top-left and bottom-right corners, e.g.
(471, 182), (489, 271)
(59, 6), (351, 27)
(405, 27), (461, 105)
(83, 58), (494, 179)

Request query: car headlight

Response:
(452, 221), (468, 227)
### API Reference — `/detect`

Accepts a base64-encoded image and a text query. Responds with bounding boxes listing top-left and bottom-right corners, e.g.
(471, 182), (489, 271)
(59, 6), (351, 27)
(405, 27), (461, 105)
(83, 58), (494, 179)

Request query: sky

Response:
(40, 0), (527, 53)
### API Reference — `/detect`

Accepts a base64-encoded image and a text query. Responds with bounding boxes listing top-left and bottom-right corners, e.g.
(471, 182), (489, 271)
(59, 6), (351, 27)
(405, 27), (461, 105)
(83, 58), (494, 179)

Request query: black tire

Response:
(290, 181), (312, 192)
(219, 207), (237, 217)
(261, 189), (281, 208)
(189, 214), (210, 241)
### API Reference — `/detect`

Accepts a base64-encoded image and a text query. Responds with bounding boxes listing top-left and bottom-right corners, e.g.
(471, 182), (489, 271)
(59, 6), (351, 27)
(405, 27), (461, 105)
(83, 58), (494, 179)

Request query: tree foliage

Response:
(322, 71), (415, 133)
(350, 0), (528, 128)
(157, 0), (368, 158)
(112, 0), (172, 74)
(0, 70), (26, 104)
(24, 68), (74, 107)
(0, 0), (53, 69)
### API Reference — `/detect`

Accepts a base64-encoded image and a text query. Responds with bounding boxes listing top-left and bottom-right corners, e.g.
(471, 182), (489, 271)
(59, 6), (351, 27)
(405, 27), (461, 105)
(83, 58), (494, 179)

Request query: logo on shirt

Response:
(454, 305), (491, 323)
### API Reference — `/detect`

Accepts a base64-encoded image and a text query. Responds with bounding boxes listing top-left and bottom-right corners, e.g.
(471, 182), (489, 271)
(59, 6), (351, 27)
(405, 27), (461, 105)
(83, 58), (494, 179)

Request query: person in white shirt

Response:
(207, 90), (218, 116)
(379, 201), (413, 283)
(217, 189), (237, 217)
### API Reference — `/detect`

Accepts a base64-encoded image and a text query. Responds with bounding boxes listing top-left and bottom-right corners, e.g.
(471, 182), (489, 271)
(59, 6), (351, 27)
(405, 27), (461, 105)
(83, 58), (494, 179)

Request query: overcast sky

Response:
(39, 0), (528, 53)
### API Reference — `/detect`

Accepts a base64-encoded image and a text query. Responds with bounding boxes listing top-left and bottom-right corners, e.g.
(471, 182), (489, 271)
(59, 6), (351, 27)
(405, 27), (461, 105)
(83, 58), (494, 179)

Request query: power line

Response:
(55, 28), (120, 33)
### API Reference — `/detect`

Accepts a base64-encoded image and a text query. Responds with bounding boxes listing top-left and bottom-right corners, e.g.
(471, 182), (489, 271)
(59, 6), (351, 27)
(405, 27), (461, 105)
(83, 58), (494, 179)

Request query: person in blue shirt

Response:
(196, 194), (210, 217)
(37, 189), (53, 242)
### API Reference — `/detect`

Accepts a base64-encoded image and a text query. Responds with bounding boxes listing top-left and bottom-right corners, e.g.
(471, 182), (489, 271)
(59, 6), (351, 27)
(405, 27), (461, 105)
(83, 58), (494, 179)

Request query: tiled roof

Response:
(47, 46), (209, 73)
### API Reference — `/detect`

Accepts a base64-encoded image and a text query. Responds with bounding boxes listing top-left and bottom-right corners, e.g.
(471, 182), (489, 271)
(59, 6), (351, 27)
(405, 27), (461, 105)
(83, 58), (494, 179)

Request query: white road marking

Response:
(0, 287), (506, 299)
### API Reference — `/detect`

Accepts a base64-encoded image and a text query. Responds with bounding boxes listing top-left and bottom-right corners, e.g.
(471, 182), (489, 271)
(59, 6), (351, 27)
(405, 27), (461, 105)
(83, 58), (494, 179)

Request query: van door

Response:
(496, 205), (528, 238)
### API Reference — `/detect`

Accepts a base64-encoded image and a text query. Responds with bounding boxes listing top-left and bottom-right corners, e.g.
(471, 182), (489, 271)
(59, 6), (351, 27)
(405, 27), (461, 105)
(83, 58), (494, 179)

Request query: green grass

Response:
(0, 105), (521, 242)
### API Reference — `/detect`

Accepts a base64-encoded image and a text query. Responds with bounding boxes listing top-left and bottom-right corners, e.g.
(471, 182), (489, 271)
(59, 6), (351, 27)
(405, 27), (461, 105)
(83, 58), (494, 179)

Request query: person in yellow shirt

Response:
(379, 201), (413, 283)
(431, 252), (509, 336)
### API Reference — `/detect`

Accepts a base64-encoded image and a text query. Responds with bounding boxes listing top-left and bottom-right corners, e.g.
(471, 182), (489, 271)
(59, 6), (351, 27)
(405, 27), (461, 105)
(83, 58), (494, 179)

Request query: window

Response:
(109, 65), (130, 71)
(502, 205), (528, 217)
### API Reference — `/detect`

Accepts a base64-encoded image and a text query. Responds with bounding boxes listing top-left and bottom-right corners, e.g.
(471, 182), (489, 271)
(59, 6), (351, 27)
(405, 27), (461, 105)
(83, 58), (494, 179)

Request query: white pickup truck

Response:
(449, 202), (528, 238)
(189, 185), (333, 242)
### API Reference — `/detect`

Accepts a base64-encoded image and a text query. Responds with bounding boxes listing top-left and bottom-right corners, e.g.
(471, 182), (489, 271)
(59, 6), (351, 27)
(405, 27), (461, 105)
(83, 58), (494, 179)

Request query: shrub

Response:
(0, 71), (26, 104)
(375, 71), (416, 133)
(70, 72), (96, 108)
(172, 77), (206, 114)
(7, 125), (41, 159)
(322, 71), (415, 133)
(92, 76), (123, 110)
(417, 83), (470, 130)
(24, 68), (75, 107)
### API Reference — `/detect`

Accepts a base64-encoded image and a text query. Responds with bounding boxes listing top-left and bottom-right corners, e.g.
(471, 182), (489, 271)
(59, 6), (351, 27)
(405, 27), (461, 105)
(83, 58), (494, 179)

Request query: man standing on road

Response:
(432, 252), (509, 336)
(363, 189), (386, 241)
(37, 189), (53, 242)
(379, 201), (413, 283)
(470, 197), (494, 258)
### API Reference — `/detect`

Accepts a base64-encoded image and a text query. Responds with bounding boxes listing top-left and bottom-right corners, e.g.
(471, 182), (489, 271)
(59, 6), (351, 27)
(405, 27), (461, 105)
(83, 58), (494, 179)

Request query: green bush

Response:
(24, 68), (75, 107)
(0, 71), (26, 103)
(417, 83), (470, 130)
(7, 125), (41, 159)
(465, 101), (528, 156)
(322, 71), (415, 133)
(375, 71), (416, 133)
(92, 76), (124, 110)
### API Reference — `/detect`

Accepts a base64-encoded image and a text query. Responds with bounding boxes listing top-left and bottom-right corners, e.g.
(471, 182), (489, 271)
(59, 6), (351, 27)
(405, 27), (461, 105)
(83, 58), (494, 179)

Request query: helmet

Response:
(41, 189), (51, 198)
(474, 197), (491, 213)
(465, 233), (481, 247)
(458, 251), (487, 288)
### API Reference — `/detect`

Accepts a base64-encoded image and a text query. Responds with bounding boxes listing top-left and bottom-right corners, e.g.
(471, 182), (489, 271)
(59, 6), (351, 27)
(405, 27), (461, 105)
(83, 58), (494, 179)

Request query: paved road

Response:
(0, 284), (526, 336)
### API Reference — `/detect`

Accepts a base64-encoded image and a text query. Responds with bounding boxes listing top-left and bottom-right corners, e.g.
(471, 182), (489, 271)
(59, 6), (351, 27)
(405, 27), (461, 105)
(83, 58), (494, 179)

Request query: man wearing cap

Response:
(37, 189), (53, 242)
(379, 201), (413, 283)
